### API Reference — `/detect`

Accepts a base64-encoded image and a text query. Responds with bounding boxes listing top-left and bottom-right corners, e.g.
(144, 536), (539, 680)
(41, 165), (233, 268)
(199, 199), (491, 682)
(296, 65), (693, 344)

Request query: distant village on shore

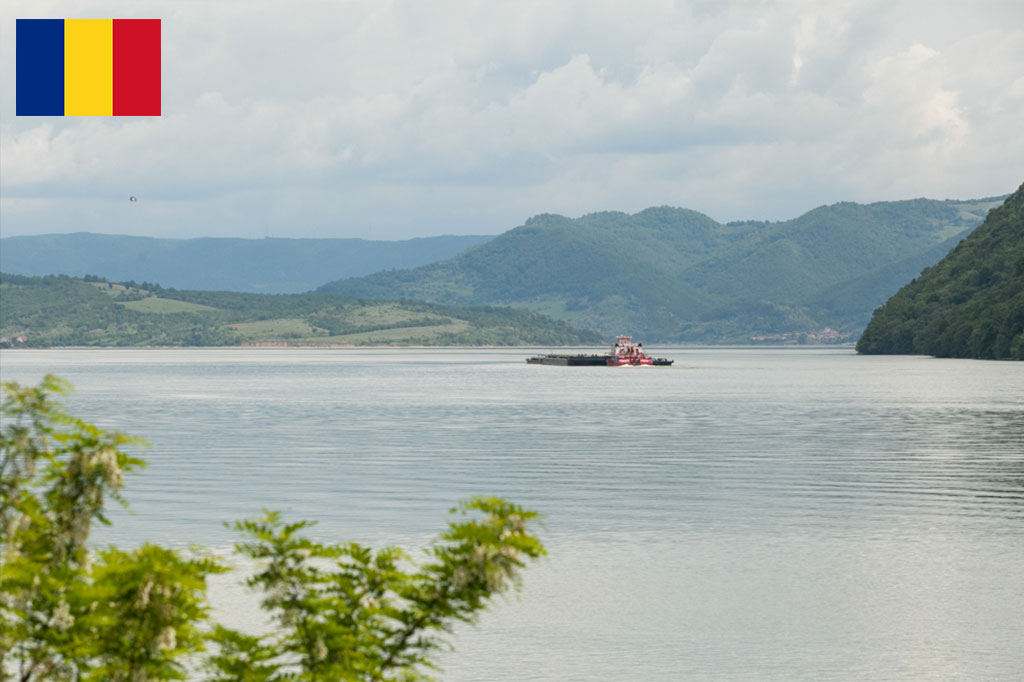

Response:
(750, 328), (856, 344)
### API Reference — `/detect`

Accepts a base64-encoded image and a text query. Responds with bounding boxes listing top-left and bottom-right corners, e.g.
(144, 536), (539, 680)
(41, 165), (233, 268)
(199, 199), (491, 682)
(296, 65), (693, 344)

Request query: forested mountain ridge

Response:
(0, 273), (601, 348)
(805, 231), (971, 330)
(682, 199), (979, 302)
(857, 182), (1024, 359)
(0, 233), (492, 294)
(319, 196), (1005, 342)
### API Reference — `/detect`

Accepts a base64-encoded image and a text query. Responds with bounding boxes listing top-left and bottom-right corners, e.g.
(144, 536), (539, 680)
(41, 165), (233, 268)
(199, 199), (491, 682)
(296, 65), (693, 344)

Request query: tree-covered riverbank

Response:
(858, 182), (1023, 359)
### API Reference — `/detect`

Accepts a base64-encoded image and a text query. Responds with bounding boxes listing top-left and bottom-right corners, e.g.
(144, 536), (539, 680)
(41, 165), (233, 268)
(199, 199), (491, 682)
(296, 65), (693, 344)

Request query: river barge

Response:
(527, 336), (673, 367)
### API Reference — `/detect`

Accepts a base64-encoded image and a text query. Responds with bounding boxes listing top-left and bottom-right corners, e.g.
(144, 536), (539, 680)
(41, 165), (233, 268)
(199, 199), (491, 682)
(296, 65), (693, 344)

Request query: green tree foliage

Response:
(1, 376), (224, 681)
(2, 377), (546, 681)
(857, 182), (1024, 359)
(208, 498), (543, 681)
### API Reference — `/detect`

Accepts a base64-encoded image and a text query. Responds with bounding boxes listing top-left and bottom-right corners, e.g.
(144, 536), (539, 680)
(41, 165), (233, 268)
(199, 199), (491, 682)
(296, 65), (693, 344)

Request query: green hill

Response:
(0, 274), (601, 348)
(806, 231), (972, 329)
(857, 182), (1024, 359)
(0, 233), (492, 294)
(319, 197), (1005, 342)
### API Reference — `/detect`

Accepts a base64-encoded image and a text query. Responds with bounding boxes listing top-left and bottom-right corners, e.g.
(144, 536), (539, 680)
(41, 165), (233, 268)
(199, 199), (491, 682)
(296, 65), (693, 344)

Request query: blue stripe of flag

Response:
(17, 19), (65, 116)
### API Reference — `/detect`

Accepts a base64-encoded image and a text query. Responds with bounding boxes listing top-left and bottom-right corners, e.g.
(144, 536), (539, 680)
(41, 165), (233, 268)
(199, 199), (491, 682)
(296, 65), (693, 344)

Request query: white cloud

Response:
(1, 0), (1022, 239)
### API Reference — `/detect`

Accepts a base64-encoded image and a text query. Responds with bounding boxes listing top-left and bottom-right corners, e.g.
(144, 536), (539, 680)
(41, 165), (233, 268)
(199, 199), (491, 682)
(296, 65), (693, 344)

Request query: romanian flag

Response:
(16, 19), (161, 116)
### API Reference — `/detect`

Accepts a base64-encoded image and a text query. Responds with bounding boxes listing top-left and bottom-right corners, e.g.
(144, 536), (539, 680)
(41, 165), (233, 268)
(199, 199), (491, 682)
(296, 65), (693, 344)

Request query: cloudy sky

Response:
(2, 0), (1022, 240)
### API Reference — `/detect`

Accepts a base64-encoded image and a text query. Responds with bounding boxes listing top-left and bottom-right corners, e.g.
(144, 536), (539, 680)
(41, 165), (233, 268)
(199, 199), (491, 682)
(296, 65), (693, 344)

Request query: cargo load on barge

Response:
(527, 336), (673, 366)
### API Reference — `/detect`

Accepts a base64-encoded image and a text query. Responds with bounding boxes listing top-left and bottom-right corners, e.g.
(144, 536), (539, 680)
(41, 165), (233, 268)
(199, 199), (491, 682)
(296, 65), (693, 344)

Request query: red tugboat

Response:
(526, 336), (673, 366)
(608, 335), (650, 366)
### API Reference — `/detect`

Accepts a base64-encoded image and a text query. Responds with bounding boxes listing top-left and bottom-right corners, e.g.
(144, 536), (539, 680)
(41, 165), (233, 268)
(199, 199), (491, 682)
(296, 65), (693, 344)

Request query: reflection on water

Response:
(2, 347), (1022, 681)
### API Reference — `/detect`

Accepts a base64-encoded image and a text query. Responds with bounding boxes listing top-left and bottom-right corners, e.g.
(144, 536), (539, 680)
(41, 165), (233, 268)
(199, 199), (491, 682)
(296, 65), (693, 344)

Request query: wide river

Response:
(2, 347), (1022, 681)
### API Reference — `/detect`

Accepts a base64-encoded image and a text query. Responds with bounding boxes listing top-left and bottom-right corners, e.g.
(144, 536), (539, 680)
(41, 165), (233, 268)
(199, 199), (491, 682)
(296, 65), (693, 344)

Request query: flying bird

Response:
(129, 196), (137, 202)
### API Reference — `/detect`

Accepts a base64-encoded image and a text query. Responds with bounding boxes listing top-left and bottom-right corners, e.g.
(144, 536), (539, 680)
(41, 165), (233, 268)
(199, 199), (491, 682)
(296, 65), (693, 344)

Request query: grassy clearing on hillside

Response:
(91, 282), (134, 295)
(323, 320), (473, 344)
(118, 297), (221, 314)
(228, 318), (322, 340)
(341, 303), (441, 327)
(954, 199), (1004, 223)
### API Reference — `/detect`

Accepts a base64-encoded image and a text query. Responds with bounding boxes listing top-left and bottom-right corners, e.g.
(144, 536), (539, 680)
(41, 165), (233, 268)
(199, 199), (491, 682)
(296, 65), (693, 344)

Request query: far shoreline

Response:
(0, 342), (859, 351)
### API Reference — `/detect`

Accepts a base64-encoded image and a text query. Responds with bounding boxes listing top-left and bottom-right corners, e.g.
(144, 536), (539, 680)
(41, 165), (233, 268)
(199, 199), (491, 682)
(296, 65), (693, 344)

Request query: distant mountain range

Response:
(2, 194), (1009, 344)
(858, 182), (1023, 359)
(0, 233), (492, 294)
(318, 196), (1006, 341)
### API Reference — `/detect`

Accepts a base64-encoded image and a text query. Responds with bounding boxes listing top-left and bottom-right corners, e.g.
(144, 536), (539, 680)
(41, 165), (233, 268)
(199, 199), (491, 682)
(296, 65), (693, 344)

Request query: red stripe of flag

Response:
(113, 19), (160, 116)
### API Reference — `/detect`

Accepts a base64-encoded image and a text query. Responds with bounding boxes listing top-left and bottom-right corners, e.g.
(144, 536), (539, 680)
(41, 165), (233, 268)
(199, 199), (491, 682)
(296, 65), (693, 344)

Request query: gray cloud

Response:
(2, 0), (1022, 239)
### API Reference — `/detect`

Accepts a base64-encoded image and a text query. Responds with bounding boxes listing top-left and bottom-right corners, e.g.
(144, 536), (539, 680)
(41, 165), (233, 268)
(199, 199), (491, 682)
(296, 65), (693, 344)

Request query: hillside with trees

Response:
(0, 274), (601, 347)
(0, 233), (491, 294)
(318, 196), (1004, 342)
(857, 182), (1024, 359)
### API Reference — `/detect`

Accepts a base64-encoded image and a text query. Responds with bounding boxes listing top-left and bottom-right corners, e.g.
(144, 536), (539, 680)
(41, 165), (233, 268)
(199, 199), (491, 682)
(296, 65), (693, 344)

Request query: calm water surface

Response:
(2, 347), (1022, 681)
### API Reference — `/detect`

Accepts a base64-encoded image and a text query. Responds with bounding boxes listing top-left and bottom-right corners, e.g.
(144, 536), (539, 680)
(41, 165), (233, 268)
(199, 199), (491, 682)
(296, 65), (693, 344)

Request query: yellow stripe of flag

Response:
(65, 19), (113, 116)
